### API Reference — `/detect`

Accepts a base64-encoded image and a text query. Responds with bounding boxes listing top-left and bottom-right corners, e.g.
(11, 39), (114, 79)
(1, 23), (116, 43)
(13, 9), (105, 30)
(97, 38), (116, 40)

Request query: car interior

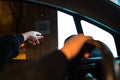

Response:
(0, 0), (119, 80)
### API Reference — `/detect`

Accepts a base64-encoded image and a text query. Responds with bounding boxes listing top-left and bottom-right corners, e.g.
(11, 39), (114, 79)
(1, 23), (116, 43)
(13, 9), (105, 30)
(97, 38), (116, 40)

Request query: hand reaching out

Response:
(22, 31), (44, 45)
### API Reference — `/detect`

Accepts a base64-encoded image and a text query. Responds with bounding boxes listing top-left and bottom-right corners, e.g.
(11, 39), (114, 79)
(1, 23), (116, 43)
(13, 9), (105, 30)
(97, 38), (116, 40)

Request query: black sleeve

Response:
(0, 34), (24, 60)
(33, 50), (69, 80)
(0, 50), (69, 80)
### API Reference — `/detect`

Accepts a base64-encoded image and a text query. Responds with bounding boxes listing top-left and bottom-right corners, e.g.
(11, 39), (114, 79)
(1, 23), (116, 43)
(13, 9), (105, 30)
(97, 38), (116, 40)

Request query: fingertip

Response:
(37, 35), (44, 39)
(41, 35), (44, 38)
(36, 32), (42, 36)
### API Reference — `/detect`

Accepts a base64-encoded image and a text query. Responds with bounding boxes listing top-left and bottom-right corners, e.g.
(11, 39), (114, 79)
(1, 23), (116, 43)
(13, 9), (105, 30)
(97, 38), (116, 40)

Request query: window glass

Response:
(110, 0), (120, 6)
(57, 11), (77, 49)
(81, 20), (118, 57)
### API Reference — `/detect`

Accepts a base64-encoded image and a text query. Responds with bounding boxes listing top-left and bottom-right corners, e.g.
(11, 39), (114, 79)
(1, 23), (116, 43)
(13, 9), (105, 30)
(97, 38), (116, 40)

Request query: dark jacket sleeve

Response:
(0, 34), (24, 60)
(34, 50), (69, 80)
(0, 50), (69, 80)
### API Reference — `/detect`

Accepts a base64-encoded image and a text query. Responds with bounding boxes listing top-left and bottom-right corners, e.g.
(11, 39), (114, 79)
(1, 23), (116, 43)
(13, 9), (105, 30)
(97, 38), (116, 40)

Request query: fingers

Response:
(36, 35), (44, 39)
(60, 34), (93, 60)
(77, 34), (93, 42)
(30, 40), (39, 46)
(31, 35), (44, 46)
(28, 36), (43, 46)
(36, 36), (44, 45)
(34, 32), (44, 45)
(22, 31), (44, 46)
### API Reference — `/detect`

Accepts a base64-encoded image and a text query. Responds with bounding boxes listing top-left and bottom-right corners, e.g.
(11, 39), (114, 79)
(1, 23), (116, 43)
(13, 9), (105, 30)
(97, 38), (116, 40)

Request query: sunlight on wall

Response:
(57, 11), (77, 49)
(13, 53), (26, 59)
(81, 20), (118, 57)
(13, 43), (26, 60)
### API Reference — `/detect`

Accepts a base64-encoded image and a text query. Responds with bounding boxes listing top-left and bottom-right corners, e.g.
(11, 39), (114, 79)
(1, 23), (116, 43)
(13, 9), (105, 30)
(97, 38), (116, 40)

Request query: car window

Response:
(110, 0), (120, 6)
(57, 11), (77, 49)
(80, 20), (118, 57)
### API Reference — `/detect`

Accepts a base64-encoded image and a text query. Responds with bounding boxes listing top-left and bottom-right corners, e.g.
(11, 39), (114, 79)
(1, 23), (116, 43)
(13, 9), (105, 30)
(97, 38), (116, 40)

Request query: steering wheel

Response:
(67, 40), (119, 80)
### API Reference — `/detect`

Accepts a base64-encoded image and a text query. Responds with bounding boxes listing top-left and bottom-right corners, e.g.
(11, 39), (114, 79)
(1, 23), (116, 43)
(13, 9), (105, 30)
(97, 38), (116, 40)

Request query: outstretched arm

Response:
(0, 31), (43, 60)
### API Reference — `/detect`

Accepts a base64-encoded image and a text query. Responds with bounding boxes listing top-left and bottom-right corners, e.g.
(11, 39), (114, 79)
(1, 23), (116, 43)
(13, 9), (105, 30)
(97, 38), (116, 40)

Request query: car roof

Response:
(28, 0), (120, 32)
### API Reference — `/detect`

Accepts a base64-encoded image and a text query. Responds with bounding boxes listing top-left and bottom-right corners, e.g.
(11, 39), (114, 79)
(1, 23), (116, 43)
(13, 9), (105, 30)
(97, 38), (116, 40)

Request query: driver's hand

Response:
(22, 31), (44, 45)
(60, 34), (92, 60)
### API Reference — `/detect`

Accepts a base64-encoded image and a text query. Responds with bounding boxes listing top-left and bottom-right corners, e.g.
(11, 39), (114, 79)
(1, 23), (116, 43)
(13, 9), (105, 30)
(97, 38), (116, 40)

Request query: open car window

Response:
(110, 0), (120, 6)
(80, 20), (118, 57)
(57, 11), (77, 49)
(57, 10), (118, 58)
